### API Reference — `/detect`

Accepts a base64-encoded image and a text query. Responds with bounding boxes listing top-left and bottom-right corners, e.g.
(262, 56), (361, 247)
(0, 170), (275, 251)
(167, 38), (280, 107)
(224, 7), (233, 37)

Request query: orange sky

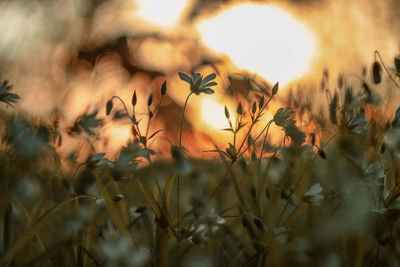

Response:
(1, 0), (400, 159)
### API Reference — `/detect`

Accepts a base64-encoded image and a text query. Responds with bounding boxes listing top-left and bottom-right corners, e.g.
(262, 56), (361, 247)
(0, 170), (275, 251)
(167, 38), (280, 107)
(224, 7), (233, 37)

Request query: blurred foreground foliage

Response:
(2, 54), (400, 267)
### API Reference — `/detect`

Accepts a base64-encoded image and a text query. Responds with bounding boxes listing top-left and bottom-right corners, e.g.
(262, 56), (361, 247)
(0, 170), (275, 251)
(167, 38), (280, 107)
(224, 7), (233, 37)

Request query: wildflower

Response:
(273, 227), (290, 246)
(273, 107), (306, 145)
(85, 153), (114, 170)
(364, 161), (385, 186)
(274, 107), (295, 127)
(303, 183), (324, 205)
(0, 80), (20, 106)
(68, 110), (103, 136)
(178, 72), (217, 95)
(99, 234), (149, 267)
(111, 141), (151, 180)
(187, 213), (226, 244)
(348, 110), (368, 135)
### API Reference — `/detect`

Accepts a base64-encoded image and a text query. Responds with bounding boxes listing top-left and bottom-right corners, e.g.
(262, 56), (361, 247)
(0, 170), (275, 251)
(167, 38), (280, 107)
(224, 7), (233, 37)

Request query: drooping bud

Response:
(318, 149), (326, 159)
(224, 105), (230, 119)
(132, 91), (137, 107)
(329, 92), (338, 125)
(259, 97), (265, 109)
(372, 61), (382, 84)
(147, 94), (153, 106)
(310, 133), (315, 146)
(271, 82), (279, 95)
(251, 102), (257, 114)
(337, 73), (343, 89)
(161, 80), (167, 96)
(106, 99), (113, 116)
(237, 102), (243, 115)
(395, 56), (400, 73)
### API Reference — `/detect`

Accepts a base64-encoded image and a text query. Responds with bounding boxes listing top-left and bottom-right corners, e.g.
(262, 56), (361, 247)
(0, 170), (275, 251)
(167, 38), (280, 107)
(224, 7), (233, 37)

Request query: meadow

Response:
(1, 52), (400, 267)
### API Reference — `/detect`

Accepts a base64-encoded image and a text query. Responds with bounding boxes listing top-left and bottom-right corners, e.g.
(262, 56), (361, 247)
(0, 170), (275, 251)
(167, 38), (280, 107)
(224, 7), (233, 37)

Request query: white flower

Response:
(303, 183), (324, 205)
(364, 161), (385, 185)
(273, 107), (295, 127)
(99, 234), (149, 267)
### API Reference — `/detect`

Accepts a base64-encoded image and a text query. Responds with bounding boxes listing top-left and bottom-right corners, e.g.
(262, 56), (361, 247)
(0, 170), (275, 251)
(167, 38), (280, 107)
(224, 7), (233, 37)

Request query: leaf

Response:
(362, 82), (372, 98)
(162, 173), (176, 212)
(253, 217), (267, 232)
(148, 129), (166, 140)
(225, 143), (237, 160)
(236, 122), (248, 132)
(285, 125), (306, 145)
(93, 171), (127, 233)
(136, 180), (161, 218)
(222, 128), (234, 133)
(106, 99), (113, 116)
(178, 72), (191, 84)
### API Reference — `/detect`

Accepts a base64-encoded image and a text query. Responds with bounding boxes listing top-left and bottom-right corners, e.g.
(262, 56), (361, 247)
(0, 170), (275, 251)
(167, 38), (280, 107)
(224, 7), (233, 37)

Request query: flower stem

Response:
(179, 92), (193, 148)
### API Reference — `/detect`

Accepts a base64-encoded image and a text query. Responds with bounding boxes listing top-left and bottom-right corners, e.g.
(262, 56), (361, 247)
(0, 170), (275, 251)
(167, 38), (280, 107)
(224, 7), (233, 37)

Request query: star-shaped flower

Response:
(178, 72), (217, 95)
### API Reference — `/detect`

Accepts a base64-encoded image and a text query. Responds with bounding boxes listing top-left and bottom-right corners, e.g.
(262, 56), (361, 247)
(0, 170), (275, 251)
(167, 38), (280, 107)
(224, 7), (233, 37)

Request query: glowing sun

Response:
(196, 3), (316, 86)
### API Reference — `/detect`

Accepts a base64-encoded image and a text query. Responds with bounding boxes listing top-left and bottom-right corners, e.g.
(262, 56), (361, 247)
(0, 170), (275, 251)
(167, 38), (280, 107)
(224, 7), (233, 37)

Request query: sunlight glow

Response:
(197, 96), (234, 132)
(196, 3), (316, 86)
(135, 0), (191, 26)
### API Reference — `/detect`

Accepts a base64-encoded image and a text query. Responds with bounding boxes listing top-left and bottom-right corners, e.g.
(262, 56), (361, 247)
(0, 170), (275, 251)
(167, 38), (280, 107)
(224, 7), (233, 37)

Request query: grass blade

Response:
(93, 171), (127, 233)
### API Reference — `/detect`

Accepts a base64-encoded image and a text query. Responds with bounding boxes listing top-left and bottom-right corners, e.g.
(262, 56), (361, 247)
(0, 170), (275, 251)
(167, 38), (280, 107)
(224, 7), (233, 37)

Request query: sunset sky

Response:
(0, 0), (399, 157)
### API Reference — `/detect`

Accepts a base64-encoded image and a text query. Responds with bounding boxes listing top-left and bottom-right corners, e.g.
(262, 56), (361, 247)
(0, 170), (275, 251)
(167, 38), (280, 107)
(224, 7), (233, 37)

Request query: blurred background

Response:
(1, 0), (399, 159)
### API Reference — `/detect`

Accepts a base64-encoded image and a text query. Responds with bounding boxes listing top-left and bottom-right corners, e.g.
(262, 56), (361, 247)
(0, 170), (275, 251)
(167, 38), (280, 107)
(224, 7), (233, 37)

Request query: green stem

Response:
(110, 95), (142, 137)
(236, 95), (273, 156)
(257, 120), (273, 217)
(179, 92), (193, 148)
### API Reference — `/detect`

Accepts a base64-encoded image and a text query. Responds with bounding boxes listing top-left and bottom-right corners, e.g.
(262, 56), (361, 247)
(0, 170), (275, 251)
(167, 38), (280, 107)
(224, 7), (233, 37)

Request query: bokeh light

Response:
(135, 0), (191, 26)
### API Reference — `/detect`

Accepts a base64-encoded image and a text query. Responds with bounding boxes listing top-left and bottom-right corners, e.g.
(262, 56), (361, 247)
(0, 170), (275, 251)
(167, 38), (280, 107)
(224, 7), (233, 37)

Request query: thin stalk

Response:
(145, 95), (164, 147)
(179, 92), (193, 148)
(110, 95), (143, 137)
(177, 91), (193, 245)
(375, 50), (400, 89)
(257, 120), (273, 217)
(236, 95), (273, 156)
(110, 96), (131, 118)
(237, 117), (273, 159)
